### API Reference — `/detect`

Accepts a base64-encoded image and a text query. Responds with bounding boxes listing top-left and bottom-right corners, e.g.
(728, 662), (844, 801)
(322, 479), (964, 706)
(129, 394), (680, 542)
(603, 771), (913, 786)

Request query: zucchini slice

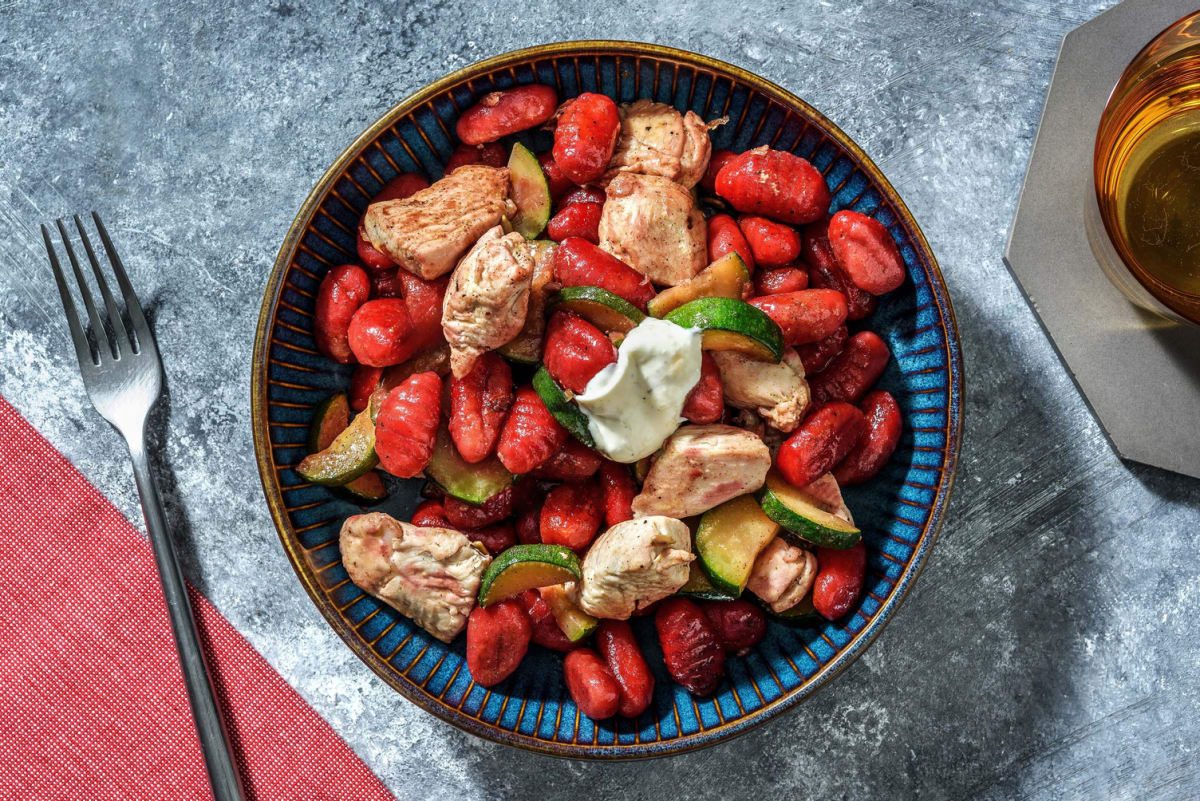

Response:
(664, 296), (783, 362)
(508, 143), (551, 239)
(532, 366), (595, 447)
(334, 471), (389, 504)
(646, 252), (750, 319)
(478, 545), (583, 607)
(297, 406), (378, 486)
(308, 392), (388, 501)
(678, 560), (737, 601)
(497, 332), (543, 365)
(425, 426), (513, 505)
(695, 494), (781, 596)
(308, 393), (350, 453)
(759, 470), (861, 549)
(548, 286), (646, 333)
(539, 583), (599, 641)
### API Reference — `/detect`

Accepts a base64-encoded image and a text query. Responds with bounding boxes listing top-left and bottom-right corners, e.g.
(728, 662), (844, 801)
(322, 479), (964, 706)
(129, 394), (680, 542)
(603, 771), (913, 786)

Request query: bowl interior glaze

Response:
(251, 41), (962, 758)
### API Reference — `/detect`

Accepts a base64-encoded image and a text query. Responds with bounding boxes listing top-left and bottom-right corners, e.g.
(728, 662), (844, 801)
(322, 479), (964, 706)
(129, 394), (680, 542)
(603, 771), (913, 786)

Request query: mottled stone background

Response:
(2, 1), (1198, 798)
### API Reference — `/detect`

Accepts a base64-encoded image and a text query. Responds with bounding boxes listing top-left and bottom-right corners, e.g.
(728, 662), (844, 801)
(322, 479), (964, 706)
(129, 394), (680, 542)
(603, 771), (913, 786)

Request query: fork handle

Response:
(128, 441), (246, 801)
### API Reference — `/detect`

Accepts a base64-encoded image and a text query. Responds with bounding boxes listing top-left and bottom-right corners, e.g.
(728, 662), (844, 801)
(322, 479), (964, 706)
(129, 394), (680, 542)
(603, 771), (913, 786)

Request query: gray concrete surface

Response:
(2, 1), (1198, 798)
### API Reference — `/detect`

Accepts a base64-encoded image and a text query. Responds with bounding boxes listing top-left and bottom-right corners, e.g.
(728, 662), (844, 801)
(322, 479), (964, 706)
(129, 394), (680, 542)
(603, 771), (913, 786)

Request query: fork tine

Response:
(42, 224), (97, 369)
(73, 215), (133, 355)
(92, 212), (154, 354)
(55, 218), (114, 359)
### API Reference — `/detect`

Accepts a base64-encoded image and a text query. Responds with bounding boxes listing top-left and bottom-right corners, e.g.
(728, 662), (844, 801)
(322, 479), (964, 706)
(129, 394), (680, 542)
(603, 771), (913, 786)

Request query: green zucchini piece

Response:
(695, 494), (781, 596)
(497, 334), (543, 365)
(297, 406), (378, 486)
(665, 296), (784, 362)
(425, 427), (513, 505)
(548, 286), (646, 333)
(308, 393), (350, 453)
(508, 143), (551, 239)
(759, 470), (861, 549)
(334, 471), (389, 504)
(531, 366), (595, 448)
(539, 583), (599, 641)
(308, 392), (388, 500)
(646, 252), (750, 318)
(478, 545), (583, 607)
(679, 560), (737, 601)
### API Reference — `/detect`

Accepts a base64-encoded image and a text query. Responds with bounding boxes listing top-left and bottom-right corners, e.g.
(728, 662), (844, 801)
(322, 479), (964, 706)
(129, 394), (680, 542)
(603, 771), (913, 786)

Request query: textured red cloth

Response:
(0, 396), (393, 801)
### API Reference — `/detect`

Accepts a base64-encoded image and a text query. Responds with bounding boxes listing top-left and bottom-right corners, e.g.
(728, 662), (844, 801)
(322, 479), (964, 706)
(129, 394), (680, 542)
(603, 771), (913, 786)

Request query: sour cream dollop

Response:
(575, 317), (702, 463)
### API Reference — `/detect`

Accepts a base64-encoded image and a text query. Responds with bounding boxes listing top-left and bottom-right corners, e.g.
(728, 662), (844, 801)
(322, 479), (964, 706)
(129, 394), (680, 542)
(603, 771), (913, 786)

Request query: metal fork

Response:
(42, 214), (245, 801)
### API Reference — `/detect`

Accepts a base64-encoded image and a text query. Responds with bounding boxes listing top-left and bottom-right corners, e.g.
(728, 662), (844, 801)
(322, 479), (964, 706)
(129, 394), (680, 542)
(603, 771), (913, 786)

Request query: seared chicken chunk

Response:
(441, 226), (536, 378)
(598, 172), (706, 286)
(746, 538), (817, 613)
(712, 348), (810, 433)
(362, 166), (516, 280)
(632, 424), (771, 518)
(339, 512), (491, 643)
(579, 516), (694, 619)
(605, 99), (712, 189)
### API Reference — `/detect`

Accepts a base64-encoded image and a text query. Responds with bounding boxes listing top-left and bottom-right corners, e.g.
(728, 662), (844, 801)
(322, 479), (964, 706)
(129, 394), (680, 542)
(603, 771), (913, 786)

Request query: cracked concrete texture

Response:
(2, 1), (1198, 798)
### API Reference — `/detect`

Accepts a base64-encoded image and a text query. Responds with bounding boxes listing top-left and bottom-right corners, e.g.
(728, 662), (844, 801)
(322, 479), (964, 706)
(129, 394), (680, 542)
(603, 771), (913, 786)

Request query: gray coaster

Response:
(1005, 0), (1200, 480)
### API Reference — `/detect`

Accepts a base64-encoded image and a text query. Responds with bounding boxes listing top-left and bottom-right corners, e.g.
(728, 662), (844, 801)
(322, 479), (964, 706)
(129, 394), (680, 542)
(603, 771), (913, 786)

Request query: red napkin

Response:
(0, 396), (393, 801)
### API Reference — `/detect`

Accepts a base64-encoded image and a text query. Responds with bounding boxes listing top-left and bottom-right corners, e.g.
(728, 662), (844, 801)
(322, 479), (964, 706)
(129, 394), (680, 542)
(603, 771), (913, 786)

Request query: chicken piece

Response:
(362, 166), (516, 280)
(797, 473), (854, 526)
(712, 348), (811, 433)
(746, 538), (817, 613)
(441, 226), (536, 378)
(598, 172), (706, 287)
(339, 512), (491, 643)
(604, 99), (712, 189)
(631, 424), (771, 518)
(579, 516), (694, 619)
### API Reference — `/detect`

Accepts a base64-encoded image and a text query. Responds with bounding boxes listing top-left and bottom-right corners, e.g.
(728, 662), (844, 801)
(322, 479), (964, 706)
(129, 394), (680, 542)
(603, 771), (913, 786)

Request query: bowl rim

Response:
(251, 39), (964, 759)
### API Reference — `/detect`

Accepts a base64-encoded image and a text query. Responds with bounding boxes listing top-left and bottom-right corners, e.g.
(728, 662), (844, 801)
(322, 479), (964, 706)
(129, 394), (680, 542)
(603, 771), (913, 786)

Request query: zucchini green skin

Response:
(646, 252), (750, 319)
(695, 494), (780, 596)
(531, 366), (595, 448)
(477, 544), (583, 606)
(758, 472), (861, 549)
(548, 286), (645, 333)
(297, 406), (379, 486)
(332, 471), (389, 504)
(508, 143), (551, 239)
(539, 583), (599, 641)
(426, 427), (513, 505)
(308, 393), (350, 453)
(678, 561), (737, 601)
(664, 296), (784, 362)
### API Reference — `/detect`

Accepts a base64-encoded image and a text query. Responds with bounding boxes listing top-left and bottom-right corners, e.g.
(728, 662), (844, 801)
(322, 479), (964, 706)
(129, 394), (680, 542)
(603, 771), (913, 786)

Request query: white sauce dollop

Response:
(575, 317), (702, 463)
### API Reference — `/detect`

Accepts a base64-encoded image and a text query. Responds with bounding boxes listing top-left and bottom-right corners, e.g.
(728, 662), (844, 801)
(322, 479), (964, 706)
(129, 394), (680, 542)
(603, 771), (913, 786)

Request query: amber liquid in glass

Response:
(1112, 104), (1200, 294)
(1095, 12), (1200, 321)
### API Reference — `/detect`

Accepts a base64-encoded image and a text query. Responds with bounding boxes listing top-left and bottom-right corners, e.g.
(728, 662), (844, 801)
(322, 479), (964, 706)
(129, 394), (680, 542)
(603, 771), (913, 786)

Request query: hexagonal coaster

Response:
(1005, 0), (1200, 480)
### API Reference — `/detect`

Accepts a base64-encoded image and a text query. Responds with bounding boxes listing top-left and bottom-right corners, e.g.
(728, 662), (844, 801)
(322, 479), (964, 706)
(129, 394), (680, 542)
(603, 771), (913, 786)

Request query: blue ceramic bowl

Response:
(251, 41), (963, 758)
